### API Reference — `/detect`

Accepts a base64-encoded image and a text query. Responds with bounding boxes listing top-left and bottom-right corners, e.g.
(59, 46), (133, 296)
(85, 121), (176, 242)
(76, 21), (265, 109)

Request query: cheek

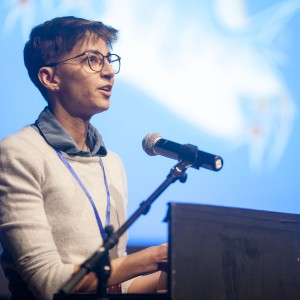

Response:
(60, 75), (88, 97)
(58, 68), (102, 102)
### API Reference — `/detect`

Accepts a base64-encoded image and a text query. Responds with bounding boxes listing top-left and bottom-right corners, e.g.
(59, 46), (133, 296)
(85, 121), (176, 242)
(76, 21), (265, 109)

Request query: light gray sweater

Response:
(0, 126), (129, 300)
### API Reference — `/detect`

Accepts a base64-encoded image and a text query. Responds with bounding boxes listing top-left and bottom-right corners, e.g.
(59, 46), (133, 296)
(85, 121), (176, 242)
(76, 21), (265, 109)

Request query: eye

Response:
(87, 53), (101, 64)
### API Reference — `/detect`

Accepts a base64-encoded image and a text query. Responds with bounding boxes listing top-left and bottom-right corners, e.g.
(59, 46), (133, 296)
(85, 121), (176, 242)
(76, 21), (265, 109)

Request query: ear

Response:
(38, 67), (60, 92)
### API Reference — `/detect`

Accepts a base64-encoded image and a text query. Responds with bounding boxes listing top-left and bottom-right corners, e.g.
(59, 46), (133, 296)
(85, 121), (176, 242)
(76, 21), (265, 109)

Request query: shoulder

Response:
(0, 126), (54, 169)
(103, 150), (126, 171)
(1, 126), (43, 150)
(102, 150), (127, 187)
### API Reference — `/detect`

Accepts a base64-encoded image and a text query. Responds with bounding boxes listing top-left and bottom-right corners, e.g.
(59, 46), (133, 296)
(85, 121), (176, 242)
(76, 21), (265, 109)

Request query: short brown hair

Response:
(23, 16), (118, 100)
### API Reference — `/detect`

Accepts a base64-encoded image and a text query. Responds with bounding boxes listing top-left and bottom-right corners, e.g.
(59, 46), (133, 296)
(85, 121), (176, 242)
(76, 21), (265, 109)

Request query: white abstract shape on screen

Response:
(214, 0), (250, 29)
(3, 0), (35, 38)
(106, 0), (298, 169)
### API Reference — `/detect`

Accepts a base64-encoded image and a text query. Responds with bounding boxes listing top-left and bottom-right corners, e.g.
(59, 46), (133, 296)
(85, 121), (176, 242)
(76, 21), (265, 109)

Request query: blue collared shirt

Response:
(34, 107), (107, 157)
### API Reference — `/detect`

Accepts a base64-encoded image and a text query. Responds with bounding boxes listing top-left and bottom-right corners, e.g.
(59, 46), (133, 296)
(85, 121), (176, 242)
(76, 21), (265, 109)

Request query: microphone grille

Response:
(142, 132), (162, 156)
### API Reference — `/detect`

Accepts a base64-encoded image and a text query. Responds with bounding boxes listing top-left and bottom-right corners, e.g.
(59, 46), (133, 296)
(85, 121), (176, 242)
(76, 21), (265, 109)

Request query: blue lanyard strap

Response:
(54, 149), (111, 240)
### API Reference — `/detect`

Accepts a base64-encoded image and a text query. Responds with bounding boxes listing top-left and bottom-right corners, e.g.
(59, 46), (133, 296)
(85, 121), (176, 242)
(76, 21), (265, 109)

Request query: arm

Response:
(127, 271), (168, 293)
(73, 244), (168, 293)
(0, 131), (75, 300)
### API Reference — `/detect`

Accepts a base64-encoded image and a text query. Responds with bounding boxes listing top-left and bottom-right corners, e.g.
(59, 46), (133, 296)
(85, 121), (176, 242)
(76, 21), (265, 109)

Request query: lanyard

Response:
(54, 149), (111, 240)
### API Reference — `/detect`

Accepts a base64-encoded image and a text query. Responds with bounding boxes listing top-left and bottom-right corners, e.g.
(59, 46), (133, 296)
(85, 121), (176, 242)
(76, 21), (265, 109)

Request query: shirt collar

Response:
(34, 107), (107, 157)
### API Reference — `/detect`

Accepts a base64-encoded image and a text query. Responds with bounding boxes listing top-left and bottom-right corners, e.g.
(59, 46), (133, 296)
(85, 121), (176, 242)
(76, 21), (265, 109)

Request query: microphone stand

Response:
(58, 145), (198, 300)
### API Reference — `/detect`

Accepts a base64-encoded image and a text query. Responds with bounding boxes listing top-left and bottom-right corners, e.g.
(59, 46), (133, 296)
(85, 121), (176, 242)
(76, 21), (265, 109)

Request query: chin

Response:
(95, 104), (110, 114)
(94, 99), (110, 111)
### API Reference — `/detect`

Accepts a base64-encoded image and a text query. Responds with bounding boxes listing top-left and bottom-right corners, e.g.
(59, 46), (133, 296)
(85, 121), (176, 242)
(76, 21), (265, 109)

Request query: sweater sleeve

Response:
(0, 131), (74, 300)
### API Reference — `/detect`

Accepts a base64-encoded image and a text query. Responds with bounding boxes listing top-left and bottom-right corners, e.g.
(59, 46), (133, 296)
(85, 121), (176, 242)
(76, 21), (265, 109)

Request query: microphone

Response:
(142, 133), (223, 171)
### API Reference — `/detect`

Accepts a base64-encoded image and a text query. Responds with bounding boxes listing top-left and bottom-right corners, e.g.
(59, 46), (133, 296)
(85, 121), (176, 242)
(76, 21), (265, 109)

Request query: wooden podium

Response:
(55, 203), (300, 300)
(167, 202), (300, 300)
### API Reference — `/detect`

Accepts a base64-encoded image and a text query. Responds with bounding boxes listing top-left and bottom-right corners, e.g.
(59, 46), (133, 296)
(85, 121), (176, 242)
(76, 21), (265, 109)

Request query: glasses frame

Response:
(45, 50), (121, 74)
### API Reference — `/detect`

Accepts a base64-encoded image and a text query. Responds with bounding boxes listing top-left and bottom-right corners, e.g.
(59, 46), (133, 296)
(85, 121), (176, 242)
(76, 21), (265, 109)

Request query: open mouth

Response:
(99, 84), (112, 91)
(98, 85), (112, 97)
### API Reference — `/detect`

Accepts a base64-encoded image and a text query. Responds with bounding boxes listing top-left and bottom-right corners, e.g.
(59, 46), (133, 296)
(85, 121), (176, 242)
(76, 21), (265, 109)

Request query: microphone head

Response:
(142, 132), (162, 156)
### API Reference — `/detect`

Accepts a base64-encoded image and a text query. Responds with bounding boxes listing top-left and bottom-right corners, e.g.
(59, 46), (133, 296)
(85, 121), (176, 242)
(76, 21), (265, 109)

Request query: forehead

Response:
(71, 36), (109, 55)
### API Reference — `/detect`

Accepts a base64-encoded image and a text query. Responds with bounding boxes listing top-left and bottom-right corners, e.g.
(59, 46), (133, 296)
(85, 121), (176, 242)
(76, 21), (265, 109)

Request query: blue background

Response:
(1, 0), (300, 248)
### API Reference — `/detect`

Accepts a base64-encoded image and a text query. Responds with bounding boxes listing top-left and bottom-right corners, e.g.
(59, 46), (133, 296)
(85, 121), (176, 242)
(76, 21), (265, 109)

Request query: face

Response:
(50, 37), (115, 120)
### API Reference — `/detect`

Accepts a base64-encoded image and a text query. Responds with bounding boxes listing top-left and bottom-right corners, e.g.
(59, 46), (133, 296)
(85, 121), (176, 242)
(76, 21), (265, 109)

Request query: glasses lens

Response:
(86, 52), (121, 74)
(109, 54), (121, 74)
(87, 52), (103, 72)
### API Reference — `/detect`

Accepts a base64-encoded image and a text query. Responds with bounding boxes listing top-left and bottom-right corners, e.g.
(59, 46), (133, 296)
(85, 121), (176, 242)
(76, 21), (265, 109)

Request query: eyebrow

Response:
(86, 49), (112, 56)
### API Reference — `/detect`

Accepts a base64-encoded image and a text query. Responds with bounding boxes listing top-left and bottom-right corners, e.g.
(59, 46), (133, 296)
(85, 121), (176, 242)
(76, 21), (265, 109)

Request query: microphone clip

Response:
(168, 145), (198, 184)
(177, 143), (200, 170)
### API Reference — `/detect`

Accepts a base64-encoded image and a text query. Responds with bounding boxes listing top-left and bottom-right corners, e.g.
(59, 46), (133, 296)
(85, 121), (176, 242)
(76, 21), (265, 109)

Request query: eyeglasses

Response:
(45, 50), (121, 74)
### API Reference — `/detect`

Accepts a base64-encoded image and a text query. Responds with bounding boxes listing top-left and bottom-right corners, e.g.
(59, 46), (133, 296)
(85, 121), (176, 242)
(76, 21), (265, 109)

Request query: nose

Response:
(100, 59), (115, 79)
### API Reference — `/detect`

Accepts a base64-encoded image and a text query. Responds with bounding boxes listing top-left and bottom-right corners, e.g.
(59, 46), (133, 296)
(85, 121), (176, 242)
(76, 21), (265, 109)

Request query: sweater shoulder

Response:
(0, 126), (48, 152)
(0, 126), (54, 166)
